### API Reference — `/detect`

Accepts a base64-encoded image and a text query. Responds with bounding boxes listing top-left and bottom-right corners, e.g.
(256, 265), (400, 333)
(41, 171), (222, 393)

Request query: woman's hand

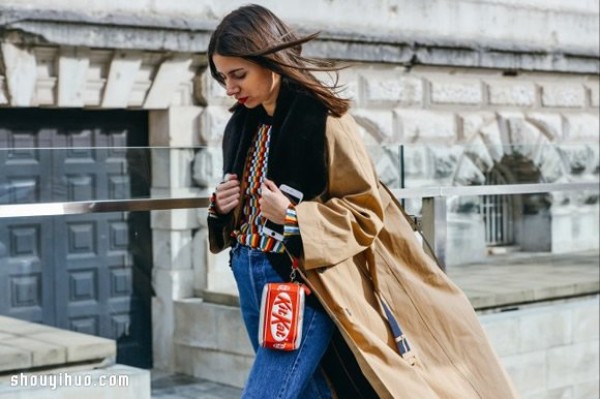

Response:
(214, 173), (240, 214)
(260, 179), (291, 224)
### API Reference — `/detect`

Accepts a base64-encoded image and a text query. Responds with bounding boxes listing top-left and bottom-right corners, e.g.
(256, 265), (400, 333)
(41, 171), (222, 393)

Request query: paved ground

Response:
(151, 371), (242, 399)
(151, 250), (599, 399)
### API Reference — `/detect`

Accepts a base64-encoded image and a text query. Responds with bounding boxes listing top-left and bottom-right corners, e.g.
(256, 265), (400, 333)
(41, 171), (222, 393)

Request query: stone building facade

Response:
(0, 1), (598, 398)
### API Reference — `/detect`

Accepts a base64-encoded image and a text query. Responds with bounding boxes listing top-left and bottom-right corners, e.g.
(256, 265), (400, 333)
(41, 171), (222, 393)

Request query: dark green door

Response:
(0, 109), (153, 368)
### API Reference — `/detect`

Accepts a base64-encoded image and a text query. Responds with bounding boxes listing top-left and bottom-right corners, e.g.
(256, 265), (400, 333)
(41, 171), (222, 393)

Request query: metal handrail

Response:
(0, 197), (210, 218)
(0, 181), (596, 218)
(1, 181), (598, 269)
(390, 181), (599, 198)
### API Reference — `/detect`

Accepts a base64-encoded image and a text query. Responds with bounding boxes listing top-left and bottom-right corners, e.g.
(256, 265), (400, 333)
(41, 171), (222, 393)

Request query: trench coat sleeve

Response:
(296, 114), (384, 270)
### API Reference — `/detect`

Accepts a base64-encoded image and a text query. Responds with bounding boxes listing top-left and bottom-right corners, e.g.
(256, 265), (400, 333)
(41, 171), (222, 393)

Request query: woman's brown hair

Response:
(208, 4), (350, 117)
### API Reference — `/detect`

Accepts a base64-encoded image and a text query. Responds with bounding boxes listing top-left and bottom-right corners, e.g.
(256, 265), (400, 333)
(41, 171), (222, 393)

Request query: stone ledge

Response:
(198, 251), (600, 313)
(0, 316), (115, 373)
(448, 251), (600, 311)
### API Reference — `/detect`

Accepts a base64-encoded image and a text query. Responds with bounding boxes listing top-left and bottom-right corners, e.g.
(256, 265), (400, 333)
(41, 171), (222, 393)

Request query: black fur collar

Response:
(222, 80), (328, 201)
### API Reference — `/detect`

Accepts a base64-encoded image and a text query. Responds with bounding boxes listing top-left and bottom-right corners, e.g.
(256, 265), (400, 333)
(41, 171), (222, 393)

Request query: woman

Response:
(207, 4), (518, 399)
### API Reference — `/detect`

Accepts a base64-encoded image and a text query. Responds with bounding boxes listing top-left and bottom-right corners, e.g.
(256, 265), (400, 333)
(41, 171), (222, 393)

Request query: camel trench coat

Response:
(290, 114), (518, 398)
(210, 112), (519, 398)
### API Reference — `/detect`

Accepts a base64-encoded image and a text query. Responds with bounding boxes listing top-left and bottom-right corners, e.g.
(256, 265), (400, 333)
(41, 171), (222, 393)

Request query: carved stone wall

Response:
(195, 65), (599, 267)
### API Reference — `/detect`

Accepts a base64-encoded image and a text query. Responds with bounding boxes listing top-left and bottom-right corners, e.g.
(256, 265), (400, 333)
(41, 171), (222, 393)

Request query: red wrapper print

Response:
(258, 282), (305, 351)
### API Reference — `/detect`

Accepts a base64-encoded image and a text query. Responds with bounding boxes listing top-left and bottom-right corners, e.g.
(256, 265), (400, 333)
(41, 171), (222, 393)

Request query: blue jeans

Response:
(231, 244), (334, 399)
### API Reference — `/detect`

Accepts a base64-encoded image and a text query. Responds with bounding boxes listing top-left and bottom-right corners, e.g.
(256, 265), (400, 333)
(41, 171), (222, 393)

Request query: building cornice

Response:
(1, 8), (598, 74)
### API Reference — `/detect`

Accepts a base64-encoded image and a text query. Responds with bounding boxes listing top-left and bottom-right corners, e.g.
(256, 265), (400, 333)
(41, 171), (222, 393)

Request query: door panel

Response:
(0, 109), (152, 368)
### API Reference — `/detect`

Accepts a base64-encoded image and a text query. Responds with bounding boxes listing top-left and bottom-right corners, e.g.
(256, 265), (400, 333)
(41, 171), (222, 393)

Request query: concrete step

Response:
(173, 298), (253, 389)
(0, 316), (115, 372)
(0, 364), (150, 399)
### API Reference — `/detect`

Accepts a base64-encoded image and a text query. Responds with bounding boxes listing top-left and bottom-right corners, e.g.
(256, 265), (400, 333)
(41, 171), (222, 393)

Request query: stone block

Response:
(501, 351), (547, 396)
(189, 346), (253, 389)
(567, 206), (600, 252)
(152, 268), (195, 300)
(143, 56), (193, 109)
(151, 209), (200, 230)
(336, 68), (360, 104)
(547, 341), (599, 389)
(149, 187), (204, 199)
(563, 114), (600, 142)
(429, 79), (483, 105)
(428, 146), (462, 181)
(174, 299), (219, 350)
(34, 78), (57, 106)
(369, 144), (401, 187)
(520, 213), (552, 252)
(151, 148), (195, 189)
(149, 106), (203, 148)
(573, 381), (599, 399)
(2, 337), (66, 368)
(192, 147), (223, 189)
(519, 309), (572, 352)
(57, 47), (90, 107)
(199, 106), (231, 146)
(526, 113), (563, 140)
(102, 51), (143, 108)
(498, 112), (539, 156)
(197, 70), (231, 106)
(130, 81), (151, 107)
(216, 304), (253, 356)
(351, 109), (394, 143)
(1, 42), (37, 106)
(542, 84), (586, 108)
(191, 229), (209, 293)
(572, 300), (600, 343)
(360, 72), (423, 106)
(453, 155), (485, 185)
(394, 110), (456, 143)
(480, 313), (520, 357)
(445, 212), (487, 266)
(479, 121), (505, 162)
(174, 299), (253, 357)
(463, 134), (494, 172)
(152, 296), (174, 371)
(152, 229), (193, 271)
(587, 82), (599, 107)
(523, 387), (573, 399)
(0, 316), (55, 335)
(402, 146), (431, 179)
(207, 249), (237, 295)
(459, 112), (495, 141)
(0, 345), (31, 373)
(557, 143), (598, 179)
(537, 146), (566, 183)
(487, 81), (536, 107)
(173, 343), (194, 376)
(29, 330), (115, 363)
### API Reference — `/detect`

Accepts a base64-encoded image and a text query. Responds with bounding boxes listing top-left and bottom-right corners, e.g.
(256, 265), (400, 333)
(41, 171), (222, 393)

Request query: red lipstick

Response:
(237, 97), (248, 104)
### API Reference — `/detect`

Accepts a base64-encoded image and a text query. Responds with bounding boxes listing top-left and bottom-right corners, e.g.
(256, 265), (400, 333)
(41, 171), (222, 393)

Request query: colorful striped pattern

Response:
(234, 123), (286, 253)
(283, 206), (300, 235)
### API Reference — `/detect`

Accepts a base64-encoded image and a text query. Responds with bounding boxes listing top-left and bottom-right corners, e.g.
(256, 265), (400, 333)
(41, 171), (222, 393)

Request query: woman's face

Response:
(212, 54), (281, 116)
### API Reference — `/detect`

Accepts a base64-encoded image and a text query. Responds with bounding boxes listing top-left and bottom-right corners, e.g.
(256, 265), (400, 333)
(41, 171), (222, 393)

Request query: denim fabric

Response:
(231, 244), (334, 399)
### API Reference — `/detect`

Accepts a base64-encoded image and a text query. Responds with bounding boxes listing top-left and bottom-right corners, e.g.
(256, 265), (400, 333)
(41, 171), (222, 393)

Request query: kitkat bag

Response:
(258, 282), (305, 351)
